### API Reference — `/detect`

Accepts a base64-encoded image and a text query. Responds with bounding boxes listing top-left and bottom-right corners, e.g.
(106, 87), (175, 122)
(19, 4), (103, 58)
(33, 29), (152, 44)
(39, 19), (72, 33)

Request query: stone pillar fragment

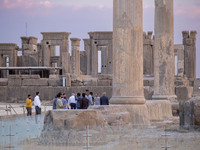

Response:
(152, 0), (176, 100)
(70, 38), (81, 79)
(110, 0), (145, 104)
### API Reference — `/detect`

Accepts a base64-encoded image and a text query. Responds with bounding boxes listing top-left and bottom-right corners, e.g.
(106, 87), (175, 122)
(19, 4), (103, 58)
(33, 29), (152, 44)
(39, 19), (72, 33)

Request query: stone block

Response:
(179, 97), (200, 128)
(176, 86), (193, 102)
(0, 87), (7, 102)
(49, 75), (59, 79)
(21, 75), (40, 79)
(146, 100), (173, 121)
(144, 86), (154, 100)
(0, 78), (8, 86)
(143, 76), (154, 86)
(71, 80), (83, 86)
(44, 110), (106, 130)
(8, 78), (21, 87)
(8, 75), (21, 79)
(22, 79), (48, 86)
(194, 79), (200, 92)
(97, 80), (111, 86)
(83, 78), (97, 86)
(98, 74), (112, 80)
(48, 79), (62, 87)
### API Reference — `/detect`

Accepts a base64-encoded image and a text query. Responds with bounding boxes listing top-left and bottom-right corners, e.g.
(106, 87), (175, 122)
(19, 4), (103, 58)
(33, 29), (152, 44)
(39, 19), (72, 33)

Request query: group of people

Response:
(26, 92), (41, 116)
(53, 90), (109, 110)
(25, 90), (109, 116)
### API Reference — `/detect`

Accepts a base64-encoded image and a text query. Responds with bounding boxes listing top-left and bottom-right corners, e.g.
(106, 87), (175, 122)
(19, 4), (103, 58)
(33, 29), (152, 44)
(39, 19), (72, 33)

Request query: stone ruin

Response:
(0, 0), (199, 130)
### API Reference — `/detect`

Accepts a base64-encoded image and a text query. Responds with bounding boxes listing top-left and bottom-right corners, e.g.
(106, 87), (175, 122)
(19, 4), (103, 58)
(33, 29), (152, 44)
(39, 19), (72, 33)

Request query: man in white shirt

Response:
(34, 92), (41, 115)
(68, 93), (76, 109)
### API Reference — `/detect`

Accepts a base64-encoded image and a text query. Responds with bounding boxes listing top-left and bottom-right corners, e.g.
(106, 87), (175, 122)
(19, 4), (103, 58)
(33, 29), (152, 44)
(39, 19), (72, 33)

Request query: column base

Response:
(152, 94), (177, 101)
(110, 96), (146, 105)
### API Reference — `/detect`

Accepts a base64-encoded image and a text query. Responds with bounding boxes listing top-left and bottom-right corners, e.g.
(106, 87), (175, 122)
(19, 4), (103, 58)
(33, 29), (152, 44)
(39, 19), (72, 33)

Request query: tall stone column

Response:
(177, 45), (184, 77)
(71, 38), (81, 79)
(110, 0), (145, 104)
(107, 40), (113, 74)
(83, 39), (91, 75)
(100, 46), (108, 74)
(182, 31), (197, 82)
(152, 0), (176, 100)
(88, 33), (98, 77)
(42, 42), (50, 67)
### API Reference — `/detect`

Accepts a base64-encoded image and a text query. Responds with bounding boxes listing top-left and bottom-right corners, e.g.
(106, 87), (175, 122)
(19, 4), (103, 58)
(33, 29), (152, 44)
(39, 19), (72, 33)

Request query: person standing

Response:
(85, 90), (93, 106)
(94, 93), (100, 106)
(80, 93), (89, 109)
(56, 93), (67, 109)
(68, 93), (76, 109)
(26, 94), (32, 116)
(34, 92), (41, 115)
(52, 95), (57, 110)
(100, 92), (109, 105)
(90, 92), (94, 104)
(62, 93), (68, 109)
(76, 93), (82, 109)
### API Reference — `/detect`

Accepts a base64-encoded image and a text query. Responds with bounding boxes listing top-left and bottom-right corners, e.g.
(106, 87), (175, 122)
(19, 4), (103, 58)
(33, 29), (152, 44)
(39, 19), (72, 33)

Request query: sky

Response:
(0, 0), (199, 77)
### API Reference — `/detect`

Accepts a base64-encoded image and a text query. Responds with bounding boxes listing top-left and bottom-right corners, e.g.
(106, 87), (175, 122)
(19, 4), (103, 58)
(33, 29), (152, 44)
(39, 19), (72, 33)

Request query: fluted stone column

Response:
(152, 0), (176, 100)
(110, 0), (145, 104)
(71, 38), (81, 79)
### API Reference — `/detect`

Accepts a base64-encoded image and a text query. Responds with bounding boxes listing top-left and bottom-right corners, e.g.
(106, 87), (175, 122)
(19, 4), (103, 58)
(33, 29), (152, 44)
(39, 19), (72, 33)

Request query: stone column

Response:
(100, 46), (108, 74)
(0, 54), (2, 67)
(42, 42), (50, 67)
(182, 31), (197, 82)
(110, 0), (145, 104)
(50, 46), (56, 57)
(83, 39), (91, 75)
(71, 38), (81, 79)
(89, 36), (98, 77)
(143, 32), (154, 76)
(107, 40), (113, 74)
(152, 0), (176, 100)
(177, 45), (184, 77)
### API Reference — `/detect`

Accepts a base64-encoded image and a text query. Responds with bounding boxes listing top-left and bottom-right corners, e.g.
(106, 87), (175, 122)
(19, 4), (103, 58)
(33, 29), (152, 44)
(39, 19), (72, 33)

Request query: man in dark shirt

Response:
(80, 93), (89, 109)
(100, 92), (109, 105)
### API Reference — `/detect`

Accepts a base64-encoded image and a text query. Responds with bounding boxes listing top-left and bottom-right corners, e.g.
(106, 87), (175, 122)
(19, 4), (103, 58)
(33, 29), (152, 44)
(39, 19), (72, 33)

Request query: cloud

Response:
(0, 0), (53, 9)
(174, 2), (200, 20)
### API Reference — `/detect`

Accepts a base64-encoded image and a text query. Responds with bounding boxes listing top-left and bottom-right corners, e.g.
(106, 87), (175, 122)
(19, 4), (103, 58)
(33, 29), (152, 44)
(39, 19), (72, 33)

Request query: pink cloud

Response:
(72, 4), (85, 11)
(0, 0), (54, 9)
(175, 5), (200, 19)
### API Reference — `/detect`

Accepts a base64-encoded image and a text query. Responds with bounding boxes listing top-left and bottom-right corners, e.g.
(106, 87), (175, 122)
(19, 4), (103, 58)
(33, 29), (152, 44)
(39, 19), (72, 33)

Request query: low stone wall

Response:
(0, 86), (112, 102)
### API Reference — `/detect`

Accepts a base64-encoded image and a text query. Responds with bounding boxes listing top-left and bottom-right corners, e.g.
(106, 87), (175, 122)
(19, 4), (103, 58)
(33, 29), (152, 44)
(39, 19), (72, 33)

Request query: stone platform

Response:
(40, 101), (172, 146)
(43, 100), (172, 130)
